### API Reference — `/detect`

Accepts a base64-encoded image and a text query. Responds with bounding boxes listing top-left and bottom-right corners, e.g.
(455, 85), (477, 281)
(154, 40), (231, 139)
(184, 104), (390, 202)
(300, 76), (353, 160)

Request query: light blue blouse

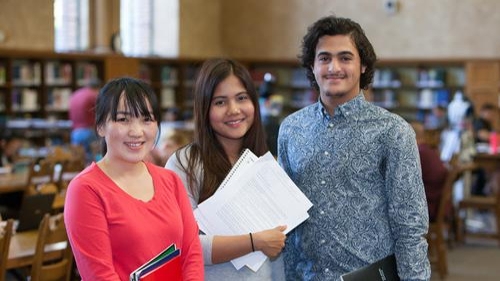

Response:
(278, 93), (430, 281)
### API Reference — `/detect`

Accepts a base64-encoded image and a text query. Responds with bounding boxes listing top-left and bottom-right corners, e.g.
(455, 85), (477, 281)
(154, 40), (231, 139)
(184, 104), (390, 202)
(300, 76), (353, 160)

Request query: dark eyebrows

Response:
(338, 50), (355, 57)
(316, 51), (331, 58)
(235, 91), (249, 96)
(316, 50), (355, 57)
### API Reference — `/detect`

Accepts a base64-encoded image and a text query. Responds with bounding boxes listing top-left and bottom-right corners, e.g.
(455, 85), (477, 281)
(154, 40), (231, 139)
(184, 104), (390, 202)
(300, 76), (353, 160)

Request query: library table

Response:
(6, 229), (66, 269)
(473, 153), (500, 170)
(472, 153), (500, 194)
(0, 172), (28, 194)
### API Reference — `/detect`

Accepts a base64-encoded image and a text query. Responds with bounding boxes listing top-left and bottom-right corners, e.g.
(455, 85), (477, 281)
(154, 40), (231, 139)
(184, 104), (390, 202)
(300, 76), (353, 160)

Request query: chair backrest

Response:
(435, 163), (476, 225)
(57, 159), (85, 192)
(30, 213), (73, 281)
(27, 161), (56, 193)
(44, 146), (73, 164)
(0, 219), (14, 281)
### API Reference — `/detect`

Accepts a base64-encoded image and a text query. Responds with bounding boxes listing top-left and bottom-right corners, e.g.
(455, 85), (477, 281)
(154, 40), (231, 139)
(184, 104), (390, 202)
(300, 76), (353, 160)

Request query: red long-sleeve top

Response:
(64, 162), (204, 280)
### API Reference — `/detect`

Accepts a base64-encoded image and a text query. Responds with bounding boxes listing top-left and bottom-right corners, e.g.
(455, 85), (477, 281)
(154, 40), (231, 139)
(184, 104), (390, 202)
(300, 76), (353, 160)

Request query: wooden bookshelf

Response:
(137, 58), (202, 120)
(366, 59), (466, 123)
(1, 51), (499, 143)
(0, 50), (138, 145)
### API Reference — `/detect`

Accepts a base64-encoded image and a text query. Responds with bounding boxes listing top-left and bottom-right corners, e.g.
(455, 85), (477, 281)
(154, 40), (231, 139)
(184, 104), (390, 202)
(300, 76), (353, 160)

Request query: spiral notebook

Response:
(194, 150), (313, 272)
(217, 148), (258, 192)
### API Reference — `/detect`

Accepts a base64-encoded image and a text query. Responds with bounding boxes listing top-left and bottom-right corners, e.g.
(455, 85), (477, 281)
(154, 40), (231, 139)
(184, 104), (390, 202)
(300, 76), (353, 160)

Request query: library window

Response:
(120, 0), (179, 57)
(54, 0), (89, 52)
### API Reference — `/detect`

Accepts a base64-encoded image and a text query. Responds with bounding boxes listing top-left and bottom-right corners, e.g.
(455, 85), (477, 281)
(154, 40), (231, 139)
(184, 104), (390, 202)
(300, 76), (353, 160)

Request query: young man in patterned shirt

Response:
(278, 15), (431, 281)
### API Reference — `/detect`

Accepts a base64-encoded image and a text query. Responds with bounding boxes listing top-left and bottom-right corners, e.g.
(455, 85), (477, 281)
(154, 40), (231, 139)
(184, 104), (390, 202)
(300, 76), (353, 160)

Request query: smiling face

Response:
(312, 34), (366, 113)
(97, 93), (158, 164)
(209, 74), (255, 150)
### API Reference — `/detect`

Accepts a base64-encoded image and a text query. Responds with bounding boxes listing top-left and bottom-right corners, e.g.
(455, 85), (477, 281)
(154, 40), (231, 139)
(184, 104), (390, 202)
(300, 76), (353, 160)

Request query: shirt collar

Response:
(317, 92), (366, 120)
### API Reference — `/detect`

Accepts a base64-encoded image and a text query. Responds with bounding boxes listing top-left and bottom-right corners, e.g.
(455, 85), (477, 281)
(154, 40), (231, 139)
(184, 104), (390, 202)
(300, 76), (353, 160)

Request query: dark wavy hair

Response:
(299, 15), (377, 91)
(176, 58), (268, 203)
(95, 77), (161, 155)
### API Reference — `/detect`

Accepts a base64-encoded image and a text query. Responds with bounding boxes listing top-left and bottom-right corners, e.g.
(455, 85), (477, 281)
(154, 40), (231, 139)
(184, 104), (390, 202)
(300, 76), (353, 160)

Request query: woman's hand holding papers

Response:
(253, 225), (287, 258)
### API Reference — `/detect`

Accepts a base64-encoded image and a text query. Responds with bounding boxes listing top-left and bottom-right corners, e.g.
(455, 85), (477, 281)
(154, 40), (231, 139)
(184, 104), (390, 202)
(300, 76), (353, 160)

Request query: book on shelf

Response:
(129, 243), (182, 281)
(45, 61), (72, 85)
(161, 66), (178, 86)
(76, 62), (99, 86)
(161, 88), (176, 108)
(46, 88), (72, 111)
(0, 64), (5, 85)
(340, 254), (399, 281)
(12, 60), (41, 86)
(0, 91), (5, 111)
(11, 88), (39, 112)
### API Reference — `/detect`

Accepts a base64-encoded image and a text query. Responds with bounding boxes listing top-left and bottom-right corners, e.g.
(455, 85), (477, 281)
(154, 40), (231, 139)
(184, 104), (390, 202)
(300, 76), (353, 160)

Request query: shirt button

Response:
(320, 210), (325, 215)
(320, 239), (325, 244)
(324, 151), (329, 156)
(328, 123), (333, 128)
(324, 268), (330, 273)
(321, 180), (326, 185)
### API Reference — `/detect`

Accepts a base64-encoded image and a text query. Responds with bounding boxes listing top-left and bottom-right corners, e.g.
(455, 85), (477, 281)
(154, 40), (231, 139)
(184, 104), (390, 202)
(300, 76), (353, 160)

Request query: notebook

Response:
(130, 243), (181, 281)
(16, 193), (55, 232)
(340, 254), (400, 281)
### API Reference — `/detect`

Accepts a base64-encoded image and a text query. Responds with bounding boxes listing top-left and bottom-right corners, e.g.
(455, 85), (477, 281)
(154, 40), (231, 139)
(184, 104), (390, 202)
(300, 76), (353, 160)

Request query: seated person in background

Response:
(0, 136), (23, 168)
(473, 103), (495, 143)
(472, 103), (495, 195)
(412, 121), (449, 222)
(425, 105), (448, 131)
(146, 129), (193, 166)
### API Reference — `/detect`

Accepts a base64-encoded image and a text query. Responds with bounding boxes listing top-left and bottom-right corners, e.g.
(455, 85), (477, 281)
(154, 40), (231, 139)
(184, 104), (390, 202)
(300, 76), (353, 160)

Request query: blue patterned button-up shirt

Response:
(278, 93), (430, 281)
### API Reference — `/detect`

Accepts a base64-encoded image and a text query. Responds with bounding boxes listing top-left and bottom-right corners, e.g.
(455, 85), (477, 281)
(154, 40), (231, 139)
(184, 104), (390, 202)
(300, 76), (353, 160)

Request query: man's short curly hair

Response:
(299, 15), (377, 92)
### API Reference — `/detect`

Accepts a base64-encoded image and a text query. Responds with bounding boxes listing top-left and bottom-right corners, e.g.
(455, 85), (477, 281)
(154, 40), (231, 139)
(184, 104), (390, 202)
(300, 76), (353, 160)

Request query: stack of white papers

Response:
(194, 149), (313, 272)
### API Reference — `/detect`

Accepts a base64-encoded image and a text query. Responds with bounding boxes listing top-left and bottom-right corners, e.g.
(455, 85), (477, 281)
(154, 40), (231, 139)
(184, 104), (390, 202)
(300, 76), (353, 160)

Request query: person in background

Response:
(425, 105), (448, 131)
(278, 15), (430, 280)
(146, 129), (193, 167)
(259, 73), (284, 156)
(0, 136), (23, 168)
(412, 121), (449, 222)
(165, 58), (287, 280)
(473, 103), (495, 143)
(471, 103), (496, 196)
(69, 77), (101, 164)
(64, 77), (204, 280)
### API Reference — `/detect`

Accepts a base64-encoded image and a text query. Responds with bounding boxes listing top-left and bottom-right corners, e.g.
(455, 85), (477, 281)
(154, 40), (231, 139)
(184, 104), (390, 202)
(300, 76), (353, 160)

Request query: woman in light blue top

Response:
(165, 58), (286, 280)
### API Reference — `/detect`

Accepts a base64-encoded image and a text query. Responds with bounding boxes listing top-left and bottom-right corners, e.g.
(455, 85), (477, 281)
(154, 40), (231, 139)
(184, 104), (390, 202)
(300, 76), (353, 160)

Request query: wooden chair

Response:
(427, 163), (476, 279)
(26, 160), (56, 194)
(29, 213), (73, 281)
(57, 159), (85, 192)
(52, 159), (85, 211)
(1, 161), (57, 219)
(456, 171), (500, 245)
(0, 219), (14, 281)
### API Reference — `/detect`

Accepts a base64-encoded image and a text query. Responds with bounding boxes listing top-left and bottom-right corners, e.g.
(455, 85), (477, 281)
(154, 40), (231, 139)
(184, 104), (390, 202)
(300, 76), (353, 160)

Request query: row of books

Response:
(5, 60), (100, 87)
(372, 88), (450, 109)
(373, 67), (465, 89)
